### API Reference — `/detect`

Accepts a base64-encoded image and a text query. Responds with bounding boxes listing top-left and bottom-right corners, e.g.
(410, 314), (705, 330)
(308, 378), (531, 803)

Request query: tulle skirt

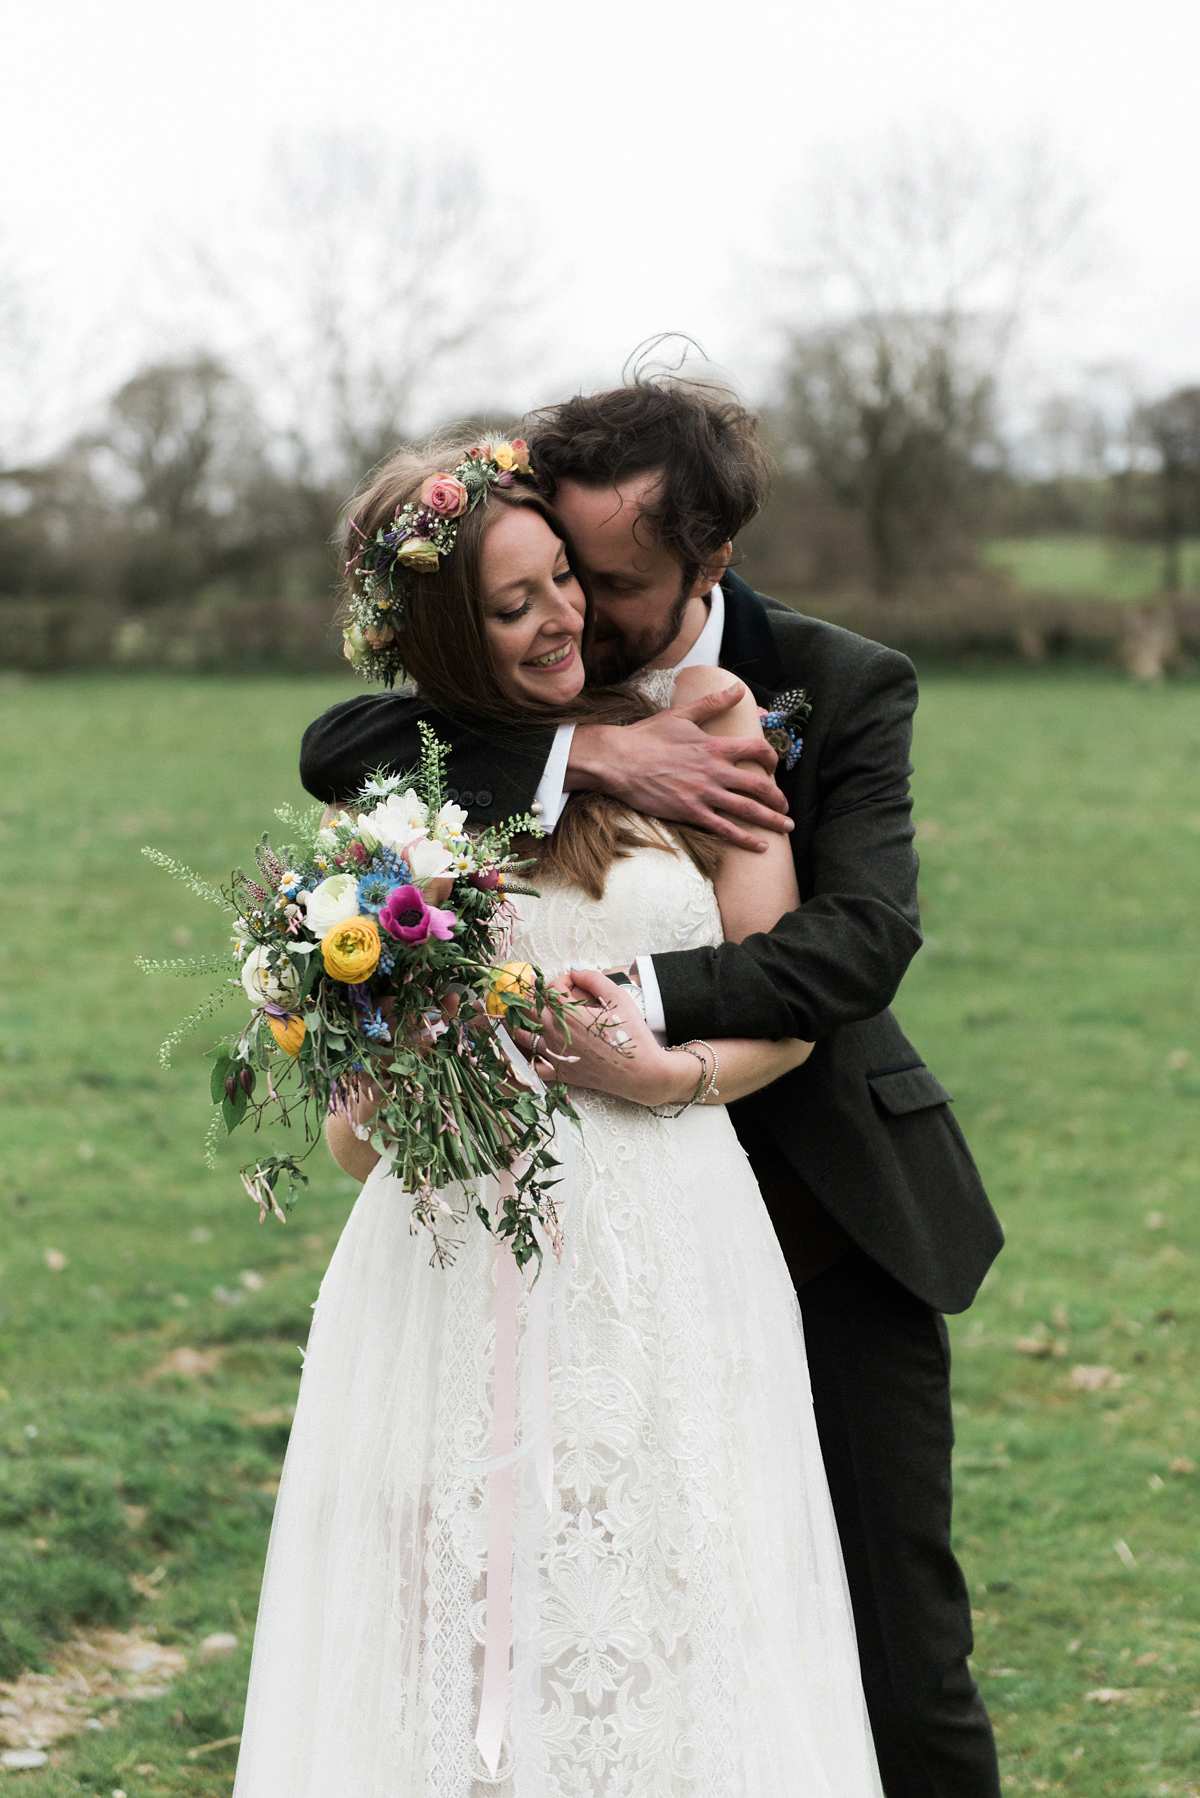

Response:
(232, 1090), (881, 1797)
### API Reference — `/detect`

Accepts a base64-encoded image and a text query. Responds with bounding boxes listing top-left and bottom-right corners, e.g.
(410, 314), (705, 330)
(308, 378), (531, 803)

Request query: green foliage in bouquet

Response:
(142, 726), (580, 1270)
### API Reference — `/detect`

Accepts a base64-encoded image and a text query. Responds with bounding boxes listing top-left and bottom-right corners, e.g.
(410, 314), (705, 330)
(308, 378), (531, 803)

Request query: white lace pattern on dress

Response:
(233, 846), (881, 1798)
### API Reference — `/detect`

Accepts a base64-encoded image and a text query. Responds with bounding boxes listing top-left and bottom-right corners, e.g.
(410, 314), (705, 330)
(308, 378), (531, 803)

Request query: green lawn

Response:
(1, 671), (1198, 1796)
(983, 535), (1200, 602)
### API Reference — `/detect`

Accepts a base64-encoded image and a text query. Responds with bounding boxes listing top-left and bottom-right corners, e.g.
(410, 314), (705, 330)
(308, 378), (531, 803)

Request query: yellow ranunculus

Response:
(485, 959), (535, 1017)
(321, 916), (382, 983)
(267, 1013), (307, 1056)
(491, 441), (517, 472)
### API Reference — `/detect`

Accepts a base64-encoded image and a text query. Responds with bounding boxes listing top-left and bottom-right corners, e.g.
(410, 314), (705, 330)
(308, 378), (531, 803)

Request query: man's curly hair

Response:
(526, 377), (770, 584)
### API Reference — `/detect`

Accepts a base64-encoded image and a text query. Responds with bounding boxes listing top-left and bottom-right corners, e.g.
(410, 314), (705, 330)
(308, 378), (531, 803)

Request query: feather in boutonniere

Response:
(760, 687), (812, 772)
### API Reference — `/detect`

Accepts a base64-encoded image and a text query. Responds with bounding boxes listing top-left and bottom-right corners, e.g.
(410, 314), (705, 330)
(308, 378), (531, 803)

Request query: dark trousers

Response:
(797, 1251), (1001, 1798)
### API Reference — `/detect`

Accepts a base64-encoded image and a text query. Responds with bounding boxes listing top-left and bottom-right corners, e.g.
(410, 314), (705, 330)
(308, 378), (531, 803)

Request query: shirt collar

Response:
(672, 581), (725, 669)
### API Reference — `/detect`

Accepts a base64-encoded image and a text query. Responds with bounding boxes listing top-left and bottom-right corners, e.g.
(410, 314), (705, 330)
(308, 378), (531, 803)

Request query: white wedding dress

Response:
(233, 842), (882, 1798)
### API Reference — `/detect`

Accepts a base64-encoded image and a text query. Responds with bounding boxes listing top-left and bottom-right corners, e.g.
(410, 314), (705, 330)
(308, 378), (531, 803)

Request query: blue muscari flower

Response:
(376, 848), (408, 882)
(377, 947), (395, 976)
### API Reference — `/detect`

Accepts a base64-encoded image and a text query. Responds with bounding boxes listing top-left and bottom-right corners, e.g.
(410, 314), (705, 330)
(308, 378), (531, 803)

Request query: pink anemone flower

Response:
(378, 883), (456, 945)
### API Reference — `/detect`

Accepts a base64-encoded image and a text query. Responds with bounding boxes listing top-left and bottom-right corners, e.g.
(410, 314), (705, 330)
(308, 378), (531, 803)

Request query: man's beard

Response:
(583, 584), (692, 686)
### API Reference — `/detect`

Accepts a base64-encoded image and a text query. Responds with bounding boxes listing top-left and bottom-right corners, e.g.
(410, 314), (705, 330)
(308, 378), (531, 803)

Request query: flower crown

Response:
(342, 439), (536, 688)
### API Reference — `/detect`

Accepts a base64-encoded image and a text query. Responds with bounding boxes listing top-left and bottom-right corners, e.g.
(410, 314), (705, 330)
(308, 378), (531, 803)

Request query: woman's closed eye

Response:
(493, 598), (533, 624)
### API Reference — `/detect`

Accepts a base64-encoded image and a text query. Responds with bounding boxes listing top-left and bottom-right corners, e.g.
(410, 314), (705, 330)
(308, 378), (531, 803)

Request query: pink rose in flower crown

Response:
(510, 438), (532, 474)
(379, 883), (457, 946)
(419, 473), (470, 518)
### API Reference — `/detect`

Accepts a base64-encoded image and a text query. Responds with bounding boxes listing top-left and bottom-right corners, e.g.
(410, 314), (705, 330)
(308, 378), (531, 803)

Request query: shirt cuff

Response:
(635, 955), (668, 1044)
(532, 724), (576, 830)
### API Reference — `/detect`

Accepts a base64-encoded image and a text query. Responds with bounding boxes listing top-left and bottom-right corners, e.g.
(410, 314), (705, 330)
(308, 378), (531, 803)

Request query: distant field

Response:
(1, 672), (1198, 1796)
(983, 535), (1200, 602)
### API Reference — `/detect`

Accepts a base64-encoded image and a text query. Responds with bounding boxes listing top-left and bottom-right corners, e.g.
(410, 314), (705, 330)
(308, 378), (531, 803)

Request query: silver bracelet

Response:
(680, 1039), (720, 1103)
(648, 1040), (717, 1119)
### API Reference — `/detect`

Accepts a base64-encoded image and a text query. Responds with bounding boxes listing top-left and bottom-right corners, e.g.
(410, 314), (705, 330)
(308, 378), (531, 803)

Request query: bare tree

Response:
(773, 123), (1090, 594)
(1134, 386), (1200, 593)
(191, 133), (517, 507)
(779, 313), (1000, 592)
(100, 356), (262, 536)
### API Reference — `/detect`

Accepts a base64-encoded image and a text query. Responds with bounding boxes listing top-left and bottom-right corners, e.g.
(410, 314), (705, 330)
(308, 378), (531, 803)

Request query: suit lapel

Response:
(717, 571), (787, 700)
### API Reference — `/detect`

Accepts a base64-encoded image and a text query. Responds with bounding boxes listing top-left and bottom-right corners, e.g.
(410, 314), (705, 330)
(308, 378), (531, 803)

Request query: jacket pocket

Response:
(866, 1062), (953, 1115)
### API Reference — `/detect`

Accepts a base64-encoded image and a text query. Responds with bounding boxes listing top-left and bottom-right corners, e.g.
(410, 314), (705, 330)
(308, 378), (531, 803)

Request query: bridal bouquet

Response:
(141, 729), (577, 1269)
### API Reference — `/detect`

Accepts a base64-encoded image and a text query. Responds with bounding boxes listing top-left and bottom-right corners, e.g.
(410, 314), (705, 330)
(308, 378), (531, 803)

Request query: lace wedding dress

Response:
(233, 842), (881, 1798)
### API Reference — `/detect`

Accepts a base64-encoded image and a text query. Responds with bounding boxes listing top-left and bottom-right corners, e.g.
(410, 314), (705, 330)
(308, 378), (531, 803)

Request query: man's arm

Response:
(299, 691), (556, 817)
(299, 687), (791, 843)
(650, 645), (923, 1045)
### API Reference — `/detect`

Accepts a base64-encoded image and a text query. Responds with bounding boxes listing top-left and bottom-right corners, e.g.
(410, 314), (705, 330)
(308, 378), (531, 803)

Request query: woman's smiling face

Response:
(480, 505), (587, 707)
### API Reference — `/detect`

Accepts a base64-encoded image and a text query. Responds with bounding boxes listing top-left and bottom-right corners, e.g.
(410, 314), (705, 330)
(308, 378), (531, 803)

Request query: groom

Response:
(300, 377), (1005, 1798)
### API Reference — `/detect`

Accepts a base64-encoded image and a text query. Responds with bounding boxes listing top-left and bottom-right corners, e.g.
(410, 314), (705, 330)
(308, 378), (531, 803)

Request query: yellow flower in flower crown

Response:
(266, 1013), (307, 1056)
(490, 441), (517, 472)
(342, 623), (368, 667)
(396, 537), (440, 572)
(321, 917), (382, 983)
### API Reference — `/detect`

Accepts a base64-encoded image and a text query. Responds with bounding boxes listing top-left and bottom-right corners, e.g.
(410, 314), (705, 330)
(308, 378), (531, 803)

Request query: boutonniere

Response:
(759, 687), (812, 772)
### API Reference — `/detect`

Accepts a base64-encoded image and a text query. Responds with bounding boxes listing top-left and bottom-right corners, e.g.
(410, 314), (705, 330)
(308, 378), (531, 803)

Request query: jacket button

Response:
(445, 787), (459, 801)
(475, 789), (493, 808)
(458, 790), (475, 806)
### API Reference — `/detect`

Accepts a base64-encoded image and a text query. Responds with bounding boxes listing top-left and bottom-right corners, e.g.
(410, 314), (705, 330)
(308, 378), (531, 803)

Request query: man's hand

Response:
(567, 686), (792, 853)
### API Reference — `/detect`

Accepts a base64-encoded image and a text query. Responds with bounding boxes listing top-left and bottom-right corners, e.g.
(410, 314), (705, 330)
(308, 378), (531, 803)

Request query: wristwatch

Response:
(607, 969), (647, 1018)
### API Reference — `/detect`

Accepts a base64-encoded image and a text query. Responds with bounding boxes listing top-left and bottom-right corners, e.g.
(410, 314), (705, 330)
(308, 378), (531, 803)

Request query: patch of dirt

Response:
(150, 1346), (224, 1380)
(0, 1629), (188, 1751)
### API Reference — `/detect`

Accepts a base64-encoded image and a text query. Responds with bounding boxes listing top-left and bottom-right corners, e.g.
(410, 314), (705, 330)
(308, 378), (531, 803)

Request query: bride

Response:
(232, 439), (881, 1797)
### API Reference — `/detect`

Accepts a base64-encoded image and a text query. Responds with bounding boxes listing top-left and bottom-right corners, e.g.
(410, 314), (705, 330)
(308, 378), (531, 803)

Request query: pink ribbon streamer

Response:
(472, 1116), (573, 1774)
(475, 1182), (521, 1778)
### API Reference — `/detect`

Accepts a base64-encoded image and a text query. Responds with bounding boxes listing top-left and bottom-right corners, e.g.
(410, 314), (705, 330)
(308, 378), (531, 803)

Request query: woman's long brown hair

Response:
(340, 437), (725, 900)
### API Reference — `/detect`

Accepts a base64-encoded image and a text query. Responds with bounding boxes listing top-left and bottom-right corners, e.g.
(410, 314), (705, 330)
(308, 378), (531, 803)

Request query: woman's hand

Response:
(514, 968), (703, 1110)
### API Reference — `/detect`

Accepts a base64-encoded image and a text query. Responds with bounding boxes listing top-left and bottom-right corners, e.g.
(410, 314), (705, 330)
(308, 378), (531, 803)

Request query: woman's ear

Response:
(690, 539), (733, 599)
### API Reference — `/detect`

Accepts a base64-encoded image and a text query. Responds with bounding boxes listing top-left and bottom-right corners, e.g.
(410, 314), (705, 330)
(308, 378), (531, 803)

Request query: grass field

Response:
(983, 535), (1200, 602)
(1, 670), (1198, 1796)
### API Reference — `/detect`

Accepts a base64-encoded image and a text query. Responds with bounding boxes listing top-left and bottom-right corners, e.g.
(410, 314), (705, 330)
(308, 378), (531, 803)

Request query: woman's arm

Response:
(620, 667), (811, 1105)
(667, 667), (799, 944)
(543, 967), (811, 1108)
(653, 641), (922, 1045)
(524, 673), (813, 1106)
(326, 1106), (382, 1182)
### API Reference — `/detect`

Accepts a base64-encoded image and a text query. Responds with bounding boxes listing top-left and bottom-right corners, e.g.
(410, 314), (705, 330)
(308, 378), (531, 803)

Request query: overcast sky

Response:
(3, 0), (1198, 443)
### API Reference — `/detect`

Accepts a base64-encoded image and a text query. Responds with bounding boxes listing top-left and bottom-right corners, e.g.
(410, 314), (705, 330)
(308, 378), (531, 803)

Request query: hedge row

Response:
(2, 591), (1199, 677)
